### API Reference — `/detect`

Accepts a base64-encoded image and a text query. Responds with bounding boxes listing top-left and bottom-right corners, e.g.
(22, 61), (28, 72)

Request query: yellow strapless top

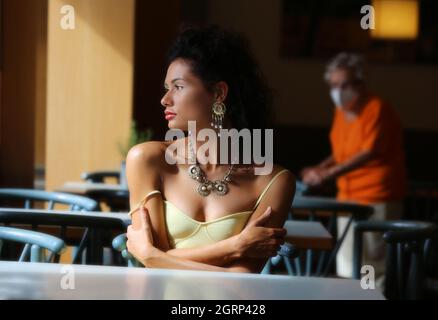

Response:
(128, 169), (288, 249)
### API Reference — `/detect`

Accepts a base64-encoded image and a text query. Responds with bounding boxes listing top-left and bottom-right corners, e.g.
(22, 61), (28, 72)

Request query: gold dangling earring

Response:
(211, 101), (226, 130)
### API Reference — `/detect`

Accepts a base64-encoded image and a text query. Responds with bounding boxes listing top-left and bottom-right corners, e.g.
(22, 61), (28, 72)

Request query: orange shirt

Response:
(329, 95), (406, 204)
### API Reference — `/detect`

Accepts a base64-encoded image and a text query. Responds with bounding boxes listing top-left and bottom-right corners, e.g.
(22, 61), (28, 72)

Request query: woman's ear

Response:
(214, 81), (228, 103)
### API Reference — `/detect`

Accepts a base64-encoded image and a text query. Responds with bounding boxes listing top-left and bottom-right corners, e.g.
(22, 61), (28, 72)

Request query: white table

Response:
(0, 261), (384, 300)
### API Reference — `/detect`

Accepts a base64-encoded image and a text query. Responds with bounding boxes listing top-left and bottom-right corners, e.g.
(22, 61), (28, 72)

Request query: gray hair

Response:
(324, 52), (365, 83)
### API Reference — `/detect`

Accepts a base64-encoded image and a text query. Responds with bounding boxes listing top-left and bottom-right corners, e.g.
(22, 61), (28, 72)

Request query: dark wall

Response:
(133, 0), (181, 140)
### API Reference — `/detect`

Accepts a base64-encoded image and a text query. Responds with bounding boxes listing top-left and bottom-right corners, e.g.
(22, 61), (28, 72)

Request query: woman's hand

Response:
(235, 207), (287, 259)
(126, 206), (158, 265)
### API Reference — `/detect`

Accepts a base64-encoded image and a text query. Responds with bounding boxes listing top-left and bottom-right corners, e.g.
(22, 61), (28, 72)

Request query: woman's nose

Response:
(161, 91), (172, 107)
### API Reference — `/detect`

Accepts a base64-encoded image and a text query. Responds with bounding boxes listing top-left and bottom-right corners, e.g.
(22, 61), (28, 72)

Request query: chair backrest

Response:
(0, 188), (99, 211)
(353, 220), (438, 299)
(261, 242), (299, 275)
(112, 233), (141, 267)
(0, 226), (66, 263)
(0, 207), (127, 265)
(81, 170), (120, 184)
(295, 181), (309, 196)
(0, 189), (98, 264)
(290, 196), (373, 276)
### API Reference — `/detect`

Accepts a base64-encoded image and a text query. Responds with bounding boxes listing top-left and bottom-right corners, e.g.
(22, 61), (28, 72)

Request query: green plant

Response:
(118, 121), (153, 159)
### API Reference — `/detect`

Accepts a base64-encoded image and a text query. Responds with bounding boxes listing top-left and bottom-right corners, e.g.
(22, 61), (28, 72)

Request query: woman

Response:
(126, 26), (295, 273)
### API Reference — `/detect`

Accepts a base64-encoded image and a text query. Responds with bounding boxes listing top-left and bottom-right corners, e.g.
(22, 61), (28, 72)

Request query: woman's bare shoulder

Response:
(126, 141), (172, 168)
(254, 164), (295, 192)
(126, 141), (174, 196)
(272, 164), (295, 179)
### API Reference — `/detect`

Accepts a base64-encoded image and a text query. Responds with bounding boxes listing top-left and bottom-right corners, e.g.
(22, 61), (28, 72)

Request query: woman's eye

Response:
(175, 85), (183, 90)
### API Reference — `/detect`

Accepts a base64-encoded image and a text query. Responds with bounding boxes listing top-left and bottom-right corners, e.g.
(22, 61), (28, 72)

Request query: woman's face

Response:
(161, 58), (214, 131)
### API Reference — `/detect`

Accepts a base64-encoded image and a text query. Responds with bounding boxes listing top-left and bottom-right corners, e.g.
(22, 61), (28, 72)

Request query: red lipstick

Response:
(164, 110), (177, 121)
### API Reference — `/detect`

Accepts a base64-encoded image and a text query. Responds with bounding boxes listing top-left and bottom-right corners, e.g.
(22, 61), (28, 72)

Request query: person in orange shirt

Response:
(301, 52), (407, 287)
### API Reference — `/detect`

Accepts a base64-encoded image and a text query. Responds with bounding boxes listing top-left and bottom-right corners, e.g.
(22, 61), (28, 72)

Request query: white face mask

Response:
(330, 87), (356, 109)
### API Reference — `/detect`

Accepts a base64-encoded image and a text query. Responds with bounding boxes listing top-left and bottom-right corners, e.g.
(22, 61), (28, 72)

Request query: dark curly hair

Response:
(167, 25), (273, 130)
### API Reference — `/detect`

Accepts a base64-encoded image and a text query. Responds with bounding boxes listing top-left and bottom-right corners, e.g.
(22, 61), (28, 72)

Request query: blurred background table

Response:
(58, 182), (129, 212)
(284, 220), (332, 251)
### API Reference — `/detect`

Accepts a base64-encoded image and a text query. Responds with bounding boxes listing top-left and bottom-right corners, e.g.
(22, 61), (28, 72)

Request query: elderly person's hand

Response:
(302, 167), (322, 186)
(126, 206), (156, 264)
(300, 166), (317, 179)
(302, 167), (335, 186)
